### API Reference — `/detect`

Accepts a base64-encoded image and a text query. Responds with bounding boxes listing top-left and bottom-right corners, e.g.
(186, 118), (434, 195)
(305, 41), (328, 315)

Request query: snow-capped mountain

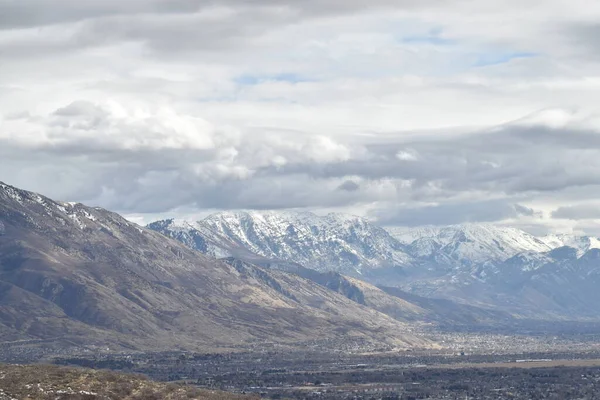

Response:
(150, 211), (414, 275)
(148, 211), (600, 319)
(388, 224), (553, 266)
(540, 234), (600, 257)
(149, 213), (600, 278)
(146, 218), (235, 259)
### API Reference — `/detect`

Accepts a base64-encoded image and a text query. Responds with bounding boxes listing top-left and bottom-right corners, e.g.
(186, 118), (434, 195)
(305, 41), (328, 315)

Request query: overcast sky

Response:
(1, 0), (600, 234)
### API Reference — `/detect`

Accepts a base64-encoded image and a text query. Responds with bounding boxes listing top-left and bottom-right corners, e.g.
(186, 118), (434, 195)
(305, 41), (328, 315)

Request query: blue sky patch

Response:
(472, 51), (536, 67)
(235, 73), (309, 86)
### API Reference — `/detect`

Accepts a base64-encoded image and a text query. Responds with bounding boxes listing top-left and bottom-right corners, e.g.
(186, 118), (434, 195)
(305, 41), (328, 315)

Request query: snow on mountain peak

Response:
(150, 210), (413, 275)
(540, 234), (600, 257)
(148, 209), (600, 280)
(388, 223), (553, 265)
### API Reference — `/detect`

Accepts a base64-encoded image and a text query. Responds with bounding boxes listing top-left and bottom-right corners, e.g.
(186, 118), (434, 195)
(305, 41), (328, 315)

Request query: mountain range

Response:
(148, 212), (412, 275)
(3, 180), (600, 356)
(149, 212), (600, 319)
(0, 182), (435, 353)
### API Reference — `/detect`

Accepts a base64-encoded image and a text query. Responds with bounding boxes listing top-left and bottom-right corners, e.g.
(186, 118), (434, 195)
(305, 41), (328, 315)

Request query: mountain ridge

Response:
(149, 211), (414, 276)
(0, 182), (434, 353)
(148, 210), (600, 320)
(150, 212), (600, 275)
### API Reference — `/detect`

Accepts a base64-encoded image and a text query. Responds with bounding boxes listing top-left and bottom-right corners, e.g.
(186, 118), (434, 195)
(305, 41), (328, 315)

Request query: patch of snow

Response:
(541, 234), (600, 257)
(67, 213), (86, 229)
(389, 223), (553, 266)
(151, 210), (414, 275)
(81, 210), (97, 221)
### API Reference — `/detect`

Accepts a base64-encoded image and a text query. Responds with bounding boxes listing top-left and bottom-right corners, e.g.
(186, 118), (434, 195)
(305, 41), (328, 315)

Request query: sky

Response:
(1, 0), (600, 235)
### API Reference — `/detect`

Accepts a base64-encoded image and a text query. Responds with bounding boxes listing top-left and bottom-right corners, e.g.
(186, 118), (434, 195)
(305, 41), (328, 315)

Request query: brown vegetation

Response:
(0, 364), (253, 400)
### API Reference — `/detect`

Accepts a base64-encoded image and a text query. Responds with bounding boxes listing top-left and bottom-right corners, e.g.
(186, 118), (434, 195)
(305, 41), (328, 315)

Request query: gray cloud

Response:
(0, 142), (364, 213)
(514, 204), (541, 218)
(565, 23), (600, 60)
(337, 180), (360, 192)
(370, 199), (527, 227)
(259, 123), (600, 199)
(2, 0), (600, 233)
(0, 1), (206, 30)
(572, 221), (600, 236)
(3, 101), (600, 227)
(0, 0), (437, 59)
(0, 0), (437, 30)
(552, 204), (600, 220)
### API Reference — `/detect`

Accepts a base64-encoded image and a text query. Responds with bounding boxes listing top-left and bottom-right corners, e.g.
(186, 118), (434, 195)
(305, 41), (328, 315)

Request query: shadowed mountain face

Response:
(0, 182), (434, 352)
(218, 257), (523, 332)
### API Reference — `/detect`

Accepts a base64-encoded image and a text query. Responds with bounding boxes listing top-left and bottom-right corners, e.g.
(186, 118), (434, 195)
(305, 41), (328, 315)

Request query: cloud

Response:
(3, 99), (600, 227)
(564, 23), (600, 61)
(552, 204), (600, 220)
(572, 221), (600, 237)
(2, 100), (222, 151)
(337, 180), (360, 192)
(0, 0), (439, 31)
(2, 1), (600, 233)
(370, 199), (529, 227)
(514, 204), (542, 218)
(0, 100), (364, 212)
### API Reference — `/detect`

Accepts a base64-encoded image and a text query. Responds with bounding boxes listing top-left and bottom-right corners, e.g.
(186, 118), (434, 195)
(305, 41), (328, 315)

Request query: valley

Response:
(3, 1), (600, 397)
(49, 349), (600, 400)
(3, 182), (600, 399)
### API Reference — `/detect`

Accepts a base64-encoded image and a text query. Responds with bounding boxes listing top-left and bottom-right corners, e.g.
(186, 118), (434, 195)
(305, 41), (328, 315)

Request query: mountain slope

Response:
(157, 241), (522, 330)
(0, 182), (433, 352)
(392, 245), (600, 319)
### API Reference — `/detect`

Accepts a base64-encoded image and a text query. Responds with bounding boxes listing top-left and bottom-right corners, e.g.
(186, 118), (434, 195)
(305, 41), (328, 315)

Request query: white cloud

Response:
(396, 149), (419, 161)
(1, 0), (600, 233)
(0, 100), (221, 150)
